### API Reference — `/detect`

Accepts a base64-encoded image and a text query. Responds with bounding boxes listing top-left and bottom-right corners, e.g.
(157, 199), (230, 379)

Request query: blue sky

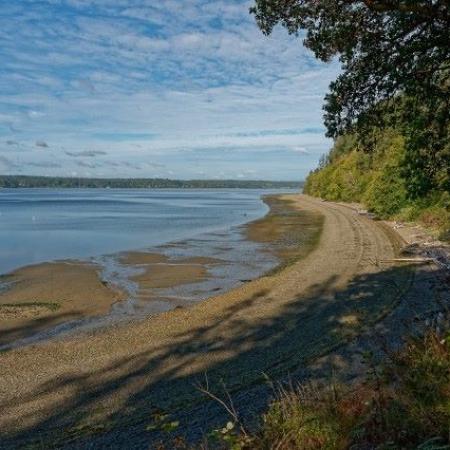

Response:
(0, 0), (339, 180)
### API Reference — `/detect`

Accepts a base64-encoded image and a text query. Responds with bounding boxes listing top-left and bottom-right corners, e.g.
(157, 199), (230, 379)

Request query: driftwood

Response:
(380, 258), (434, 263)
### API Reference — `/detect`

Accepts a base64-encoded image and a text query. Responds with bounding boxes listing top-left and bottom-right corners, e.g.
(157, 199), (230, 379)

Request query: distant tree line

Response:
(0, 175), (302, 190)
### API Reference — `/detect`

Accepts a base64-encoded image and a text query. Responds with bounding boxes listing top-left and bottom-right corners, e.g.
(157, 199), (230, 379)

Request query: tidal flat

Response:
(0, 194), (321, 349)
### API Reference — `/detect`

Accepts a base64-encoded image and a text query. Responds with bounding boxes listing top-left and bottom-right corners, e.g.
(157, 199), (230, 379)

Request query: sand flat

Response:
(120, 251), (222, 267)
(120, 251), (224, 299)
(131, 263), (209, 289)
(0, 261), (125, 346)
(119, 252), (168, 265)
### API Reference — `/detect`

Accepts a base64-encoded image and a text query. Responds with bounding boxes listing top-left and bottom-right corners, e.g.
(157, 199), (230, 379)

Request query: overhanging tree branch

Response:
(361, 0), (445, 20)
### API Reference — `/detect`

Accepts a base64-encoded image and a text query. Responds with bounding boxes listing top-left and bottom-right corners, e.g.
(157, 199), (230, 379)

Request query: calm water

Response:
(0, 188), (298, 348)
(0, 188), (290, 274)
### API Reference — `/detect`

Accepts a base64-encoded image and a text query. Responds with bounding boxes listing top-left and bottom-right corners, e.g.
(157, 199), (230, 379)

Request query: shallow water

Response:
(0, 188), (295, 348)
(0, 188), (292, 274)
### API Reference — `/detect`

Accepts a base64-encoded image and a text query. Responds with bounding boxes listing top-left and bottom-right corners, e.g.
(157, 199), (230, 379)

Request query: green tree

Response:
(250, 0), (450, 196)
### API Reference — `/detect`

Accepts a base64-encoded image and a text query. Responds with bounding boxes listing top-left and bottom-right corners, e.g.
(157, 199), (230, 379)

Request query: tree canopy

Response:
(0, 175), (301, 190)
(251, 0), (449, 136)
(250, 0), (450, 197)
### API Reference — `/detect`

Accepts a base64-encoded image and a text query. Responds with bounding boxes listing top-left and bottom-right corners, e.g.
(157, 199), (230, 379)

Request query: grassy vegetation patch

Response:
(245, 331), (450, 450)
(0, 301), (60, 312)
(161, 329), (450, 450)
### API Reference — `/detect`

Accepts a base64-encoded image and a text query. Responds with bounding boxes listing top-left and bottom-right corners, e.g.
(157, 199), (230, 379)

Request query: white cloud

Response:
(65, 150), (107, 157)
(0, 0), (340, 179)
(27, 110), (46, 119)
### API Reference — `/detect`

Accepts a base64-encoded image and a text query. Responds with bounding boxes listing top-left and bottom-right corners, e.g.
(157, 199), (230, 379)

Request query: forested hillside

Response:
(252, 0), (449, 240)
(304, 101), (450, 240)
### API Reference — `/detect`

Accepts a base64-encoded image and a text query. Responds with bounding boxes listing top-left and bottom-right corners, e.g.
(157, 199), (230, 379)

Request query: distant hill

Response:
(0, 175), (302, 190)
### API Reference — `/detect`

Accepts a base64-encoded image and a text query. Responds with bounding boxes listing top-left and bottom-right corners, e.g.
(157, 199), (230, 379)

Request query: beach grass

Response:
(216, 328), (450, 450)
(0, 301), (60, 311)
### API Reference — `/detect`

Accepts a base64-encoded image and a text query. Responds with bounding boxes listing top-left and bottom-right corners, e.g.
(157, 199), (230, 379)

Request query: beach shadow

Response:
(0, 310), (84, 348)
(0, 263), (447, 449)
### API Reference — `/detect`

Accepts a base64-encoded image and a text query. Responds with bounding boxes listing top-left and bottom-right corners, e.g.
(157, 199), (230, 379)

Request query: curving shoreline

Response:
(1, 193), (432, 448)
(0, 194), (318, 350)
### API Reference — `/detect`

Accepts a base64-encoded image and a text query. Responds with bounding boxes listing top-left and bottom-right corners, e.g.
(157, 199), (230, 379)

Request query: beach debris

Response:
(400, 241), (450, 271)
(393, 221), (405, 229)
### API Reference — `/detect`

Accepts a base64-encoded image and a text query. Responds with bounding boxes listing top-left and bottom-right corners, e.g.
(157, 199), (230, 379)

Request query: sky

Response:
(0, 0), (340, 180)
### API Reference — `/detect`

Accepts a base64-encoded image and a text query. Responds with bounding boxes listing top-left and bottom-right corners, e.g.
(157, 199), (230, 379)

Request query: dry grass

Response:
(240, 329), (450, 450)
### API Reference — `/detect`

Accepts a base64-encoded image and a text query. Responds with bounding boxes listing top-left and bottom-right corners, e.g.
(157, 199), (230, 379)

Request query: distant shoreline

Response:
(0, 175), (302, 189)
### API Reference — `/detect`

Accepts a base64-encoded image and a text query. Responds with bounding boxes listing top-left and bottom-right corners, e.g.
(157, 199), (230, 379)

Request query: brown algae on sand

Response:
(247, 194), (324, 273)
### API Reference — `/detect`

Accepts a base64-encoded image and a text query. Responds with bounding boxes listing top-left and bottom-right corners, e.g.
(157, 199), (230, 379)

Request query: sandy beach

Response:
(0, 194), (447, 448)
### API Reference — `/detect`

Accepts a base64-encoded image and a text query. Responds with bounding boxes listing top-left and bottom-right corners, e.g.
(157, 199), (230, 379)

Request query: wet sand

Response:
(119, 252), (221, 267)
(0, 255), (224, 347)
(0, 261), (125, 347)
(121, 252), (223, 303)
(120, 252), (221, 290)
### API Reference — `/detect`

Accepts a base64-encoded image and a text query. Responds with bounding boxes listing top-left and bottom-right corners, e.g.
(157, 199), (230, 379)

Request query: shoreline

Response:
(0, 194), (320, 349)
(2, 194), (438, 448)
(0, 188), (281, 277)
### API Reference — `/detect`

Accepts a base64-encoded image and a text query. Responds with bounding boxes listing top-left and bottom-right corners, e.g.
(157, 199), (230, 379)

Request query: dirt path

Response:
(0, 194), (423, 448)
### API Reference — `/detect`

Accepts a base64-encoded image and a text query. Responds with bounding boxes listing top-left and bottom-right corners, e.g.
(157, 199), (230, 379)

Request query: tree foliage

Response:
(304, 128), (450, 238)
(251, 0), (450, 197)
(251, 0), (449, 135)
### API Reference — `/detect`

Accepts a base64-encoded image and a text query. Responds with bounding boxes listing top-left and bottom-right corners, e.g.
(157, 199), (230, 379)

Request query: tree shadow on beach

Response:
(0, 310), (84, 349)
(0, 262), (447, 449)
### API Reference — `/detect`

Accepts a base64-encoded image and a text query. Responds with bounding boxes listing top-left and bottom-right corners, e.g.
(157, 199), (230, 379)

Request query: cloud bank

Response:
(0, 0), (339, 180)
